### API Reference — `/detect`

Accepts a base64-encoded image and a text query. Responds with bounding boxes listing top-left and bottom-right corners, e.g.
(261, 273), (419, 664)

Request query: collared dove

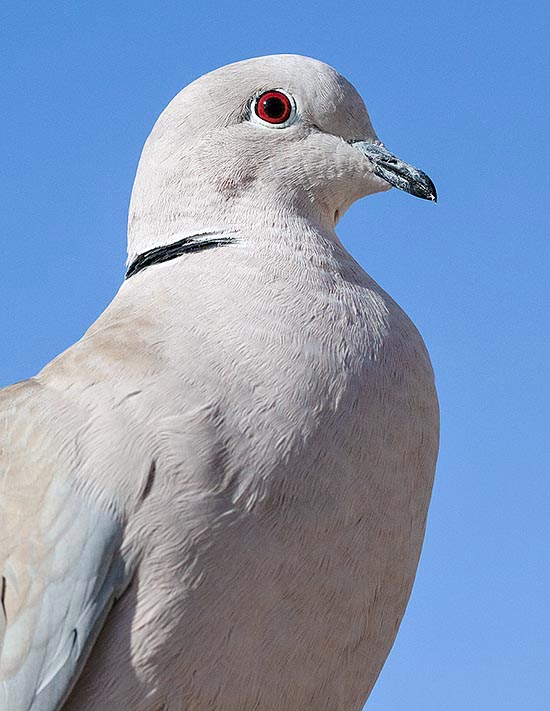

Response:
(0, 54), (439, 711)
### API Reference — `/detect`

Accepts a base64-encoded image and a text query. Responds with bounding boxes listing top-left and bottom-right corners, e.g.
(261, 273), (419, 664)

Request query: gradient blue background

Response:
(1, 2), (548, 709)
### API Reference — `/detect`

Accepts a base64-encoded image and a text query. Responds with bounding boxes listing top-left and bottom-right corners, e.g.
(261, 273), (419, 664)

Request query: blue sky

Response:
(1, 2), (548, 709)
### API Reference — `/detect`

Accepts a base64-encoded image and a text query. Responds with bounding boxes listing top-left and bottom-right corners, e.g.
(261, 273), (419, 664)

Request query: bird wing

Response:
(0, 379), (131, 711)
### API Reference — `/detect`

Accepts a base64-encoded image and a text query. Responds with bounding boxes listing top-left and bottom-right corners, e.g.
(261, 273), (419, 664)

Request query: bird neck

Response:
(127, 181), (344, 266)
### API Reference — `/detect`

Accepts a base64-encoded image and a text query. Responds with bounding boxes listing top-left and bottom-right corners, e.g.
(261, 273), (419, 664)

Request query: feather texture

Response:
(0, 383), (130, 711)
(0, 55), (438, 710)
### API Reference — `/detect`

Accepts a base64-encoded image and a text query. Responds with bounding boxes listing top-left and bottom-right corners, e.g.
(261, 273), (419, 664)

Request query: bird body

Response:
(0, 55), (438, 710)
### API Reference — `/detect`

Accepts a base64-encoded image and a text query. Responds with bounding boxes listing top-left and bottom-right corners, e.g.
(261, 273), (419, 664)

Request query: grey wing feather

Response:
(0, 381), (131, 711)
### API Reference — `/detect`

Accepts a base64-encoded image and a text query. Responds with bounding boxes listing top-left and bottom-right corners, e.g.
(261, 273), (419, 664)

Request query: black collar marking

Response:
(125, 234), (236, 279)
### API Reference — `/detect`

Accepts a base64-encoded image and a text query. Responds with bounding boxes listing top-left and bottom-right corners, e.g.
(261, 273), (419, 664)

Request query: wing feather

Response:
(0, 381), (131, 711)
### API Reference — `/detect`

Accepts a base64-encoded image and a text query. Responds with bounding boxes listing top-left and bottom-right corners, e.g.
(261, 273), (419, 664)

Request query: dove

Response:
(0, 54), (439, 711)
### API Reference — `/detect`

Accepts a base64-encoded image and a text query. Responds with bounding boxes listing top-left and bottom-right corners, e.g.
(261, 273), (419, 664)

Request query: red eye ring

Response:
(254, 90), (293, 125)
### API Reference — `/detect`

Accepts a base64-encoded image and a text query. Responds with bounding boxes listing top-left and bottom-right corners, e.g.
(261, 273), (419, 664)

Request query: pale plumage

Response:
(0, 55), (438, 710)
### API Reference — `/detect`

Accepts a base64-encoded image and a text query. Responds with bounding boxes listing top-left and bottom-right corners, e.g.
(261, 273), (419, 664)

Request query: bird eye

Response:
(253, 90), (295, 127)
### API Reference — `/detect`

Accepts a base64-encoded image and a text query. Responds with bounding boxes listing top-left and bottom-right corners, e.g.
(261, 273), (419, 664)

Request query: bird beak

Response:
(349, 140), (437, 202)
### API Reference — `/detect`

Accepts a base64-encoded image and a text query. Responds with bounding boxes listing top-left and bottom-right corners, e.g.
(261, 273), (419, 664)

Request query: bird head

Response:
(128, 54), (436, 260)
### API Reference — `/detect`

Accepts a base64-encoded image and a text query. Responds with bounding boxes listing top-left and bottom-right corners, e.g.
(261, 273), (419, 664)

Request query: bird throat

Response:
(125, 233), (236, 279)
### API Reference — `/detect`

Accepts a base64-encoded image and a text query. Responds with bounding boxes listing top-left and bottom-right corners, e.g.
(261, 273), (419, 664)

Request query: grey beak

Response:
(350, 141), (437, 202)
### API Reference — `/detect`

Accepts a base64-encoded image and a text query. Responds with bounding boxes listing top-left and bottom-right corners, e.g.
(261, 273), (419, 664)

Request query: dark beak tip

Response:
(351, 139), (437, 205)
(414, 170), (437, 204)
(426, 176), (438, 204)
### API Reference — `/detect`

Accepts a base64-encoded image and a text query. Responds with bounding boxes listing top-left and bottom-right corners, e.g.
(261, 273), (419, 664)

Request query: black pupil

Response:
(262, 96), (286, 119)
